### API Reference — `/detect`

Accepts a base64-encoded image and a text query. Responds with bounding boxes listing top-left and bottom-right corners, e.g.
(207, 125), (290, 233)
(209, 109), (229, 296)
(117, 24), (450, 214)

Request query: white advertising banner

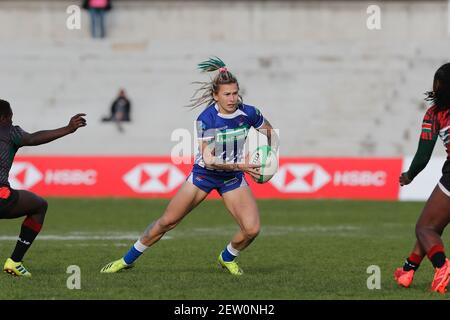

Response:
(399, 157), (445, 201)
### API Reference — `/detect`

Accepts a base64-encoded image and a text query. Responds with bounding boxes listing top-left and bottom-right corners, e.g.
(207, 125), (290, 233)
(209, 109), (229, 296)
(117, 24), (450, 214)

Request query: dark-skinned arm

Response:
(400, 136), (437, 186)
(21, 113), (87, 146)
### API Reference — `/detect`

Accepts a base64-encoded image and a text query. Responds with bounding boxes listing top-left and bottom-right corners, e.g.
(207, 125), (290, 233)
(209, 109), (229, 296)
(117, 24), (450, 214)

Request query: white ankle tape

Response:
(227, 243), (240, 256)
(134, 240), (148, 253)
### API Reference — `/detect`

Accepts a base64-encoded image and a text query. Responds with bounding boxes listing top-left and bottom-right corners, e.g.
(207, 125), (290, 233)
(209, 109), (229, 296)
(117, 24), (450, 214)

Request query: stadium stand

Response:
(0, 0), (448, 157)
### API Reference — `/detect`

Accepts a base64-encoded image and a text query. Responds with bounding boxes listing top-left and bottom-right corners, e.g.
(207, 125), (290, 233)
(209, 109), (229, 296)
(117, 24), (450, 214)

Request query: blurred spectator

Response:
(102, 89), (131, 133)
(82, 0), (112, 39)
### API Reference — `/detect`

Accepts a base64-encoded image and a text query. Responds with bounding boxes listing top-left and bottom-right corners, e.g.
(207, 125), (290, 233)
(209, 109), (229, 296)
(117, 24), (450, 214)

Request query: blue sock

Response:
(221, 247), (236, 262)
(123, 246), (142, 265)
(123, 241), (147, 264)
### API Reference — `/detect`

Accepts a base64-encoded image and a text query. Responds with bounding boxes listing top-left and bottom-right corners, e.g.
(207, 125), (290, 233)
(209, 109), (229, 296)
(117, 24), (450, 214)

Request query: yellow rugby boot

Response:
(217, 254), (243, 276)
(3, 258), (32, 277)
(100, 258), (133, 273)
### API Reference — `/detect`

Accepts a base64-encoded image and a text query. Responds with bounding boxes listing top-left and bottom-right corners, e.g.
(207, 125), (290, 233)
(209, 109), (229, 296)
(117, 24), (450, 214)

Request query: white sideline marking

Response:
(176, 225), (360, 236)
(0, 233), (172, 241)
(0, 225), (359, 241)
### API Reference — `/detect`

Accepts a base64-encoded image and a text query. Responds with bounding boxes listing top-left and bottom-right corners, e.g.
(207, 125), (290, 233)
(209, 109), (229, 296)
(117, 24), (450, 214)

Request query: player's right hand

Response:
(68, 113), (87, 133)
(239, 163), (262, 180)
(399, 172), (412, 186)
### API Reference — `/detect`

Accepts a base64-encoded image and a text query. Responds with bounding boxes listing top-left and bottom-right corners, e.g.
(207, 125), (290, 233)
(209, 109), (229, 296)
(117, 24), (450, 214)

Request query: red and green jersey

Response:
(421, 105), (450, 156)
(0, 125), (27, 186)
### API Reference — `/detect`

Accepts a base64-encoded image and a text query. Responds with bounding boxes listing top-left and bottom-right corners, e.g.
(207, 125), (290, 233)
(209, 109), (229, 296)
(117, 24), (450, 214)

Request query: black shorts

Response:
(438, 159), (450, 196)
(0, 186), (19, 218)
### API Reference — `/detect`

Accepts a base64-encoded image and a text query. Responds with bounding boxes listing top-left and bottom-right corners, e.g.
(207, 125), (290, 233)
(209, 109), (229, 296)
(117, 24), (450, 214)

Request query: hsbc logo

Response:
(270, 163), (388, 193)
(9, 162), (43, 189)
(10, 162), (97, 189)
(270, 164), (331, 193)
(123, 163), (185, 193)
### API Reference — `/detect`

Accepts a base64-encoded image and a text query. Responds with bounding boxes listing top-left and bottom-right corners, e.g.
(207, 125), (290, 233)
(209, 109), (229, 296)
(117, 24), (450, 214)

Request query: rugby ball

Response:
(249, 145), (278, 184)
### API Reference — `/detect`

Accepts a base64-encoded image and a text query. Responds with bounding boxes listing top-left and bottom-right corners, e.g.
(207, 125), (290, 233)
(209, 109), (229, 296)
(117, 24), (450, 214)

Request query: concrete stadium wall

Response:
(0, 0), (448, 157)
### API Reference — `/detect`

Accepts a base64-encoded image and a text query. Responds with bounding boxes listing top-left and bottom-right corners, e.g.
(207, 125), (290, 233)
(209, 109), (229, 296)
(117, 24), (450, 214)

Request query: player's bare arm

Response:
(21, 113), (87, 146)
(200, 140), (261, 179)
(257, 119), (279, 154)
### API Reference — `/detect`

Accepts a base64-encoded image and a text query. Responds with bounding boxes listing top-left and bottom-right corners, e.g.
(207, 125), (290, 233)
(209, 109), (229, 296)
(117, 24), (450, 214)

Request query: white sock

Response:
(227, 243), (240, 257)
(134, 240), (148, 253)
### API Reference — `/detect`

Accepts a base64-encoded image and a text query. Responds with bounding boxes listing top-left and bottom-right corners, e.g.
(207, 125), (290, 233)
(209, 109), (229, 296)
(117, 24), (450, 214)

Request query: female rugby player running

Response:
(394, 63), (450, 293)
(101, 57), (279, 276)
(0, 99), (86, 277)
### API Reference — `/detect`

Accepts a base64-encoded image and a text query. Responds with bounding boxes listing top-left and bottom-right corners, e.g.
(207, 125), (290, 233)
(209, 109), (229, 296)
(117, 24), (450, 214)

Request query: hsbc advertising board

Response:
(253, 158), (402, 200)
(9, 156), (406, 200)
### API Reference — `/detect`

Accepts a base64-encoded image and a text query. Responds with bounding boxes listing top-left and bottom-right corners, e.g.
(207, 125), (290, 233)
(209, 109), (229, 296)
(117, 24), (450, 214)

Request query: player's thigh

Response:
(162, 181), (208, 224)
(416, 184), (450, 231)
(2, 190), (47, 219)
(222, 186), (260, 229)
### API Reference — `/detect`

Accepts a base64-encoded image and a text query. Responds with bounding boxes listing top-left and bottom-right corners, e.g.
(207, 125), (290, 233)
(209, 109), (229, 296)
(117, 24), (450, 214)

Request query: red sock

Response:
(427, 244), (446, 268)
(408, 253), (423, 265)
(427, 244), (445, 260)
(11, 217), (42, 262)
(23, 216), (42, 233)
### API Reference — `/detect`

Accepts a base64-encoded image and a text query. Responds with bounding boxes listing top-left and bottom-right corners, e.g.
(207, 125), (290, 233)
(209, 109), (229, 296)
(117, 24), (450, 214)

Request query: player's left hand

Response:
(68, 113), (87, 133)
(245, 167), (262, 180)
(241, 152), (262, 179)
(399, 172), (412, 186)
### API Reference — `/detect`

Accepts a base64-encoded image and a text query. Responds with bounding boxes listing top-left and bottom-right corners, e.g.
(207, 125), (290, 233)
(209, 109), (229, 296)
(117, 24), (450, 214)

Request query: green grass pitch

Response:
(0, 198), (448, 300)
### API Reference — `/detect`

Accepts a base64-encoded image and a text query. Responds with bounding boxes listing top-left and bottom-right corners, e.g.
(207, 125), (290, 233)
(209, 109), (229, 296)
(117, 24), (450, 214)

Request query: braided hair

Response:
(426, 63), (450, 111)
(187, 57), (243, 109)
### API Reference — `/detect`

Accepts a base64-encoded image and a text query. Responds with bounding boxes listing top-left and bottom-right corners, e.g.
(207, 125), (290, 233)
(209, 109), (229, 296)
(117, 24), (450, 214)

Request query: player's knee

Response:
(416, 222), (442, 238)
(158, 215), (179, 232)
(39, 198), (48, 214)
(242, 224), (260, 240)
(415, 224), (431, 240)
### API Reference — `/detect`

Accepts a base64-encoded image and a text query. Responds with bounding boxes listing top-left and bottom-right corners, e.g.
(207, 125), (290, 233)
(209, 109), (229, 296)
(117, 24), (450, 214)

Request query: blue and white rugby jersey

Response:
(194, 103), (265, 171)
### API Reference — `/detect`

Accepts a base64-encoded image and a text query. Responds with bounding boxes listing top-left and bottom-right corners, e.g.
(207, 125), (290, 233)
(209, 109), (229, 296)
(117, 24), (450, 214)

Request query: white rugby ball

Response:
(249, 145), (278, 184)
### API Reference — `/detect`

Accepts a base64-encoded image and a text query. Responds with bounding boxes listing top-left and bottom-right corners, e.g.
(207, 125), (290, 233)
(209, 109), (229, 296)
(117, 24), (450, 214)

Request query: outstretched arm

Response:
(21, 113), (87, 146)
